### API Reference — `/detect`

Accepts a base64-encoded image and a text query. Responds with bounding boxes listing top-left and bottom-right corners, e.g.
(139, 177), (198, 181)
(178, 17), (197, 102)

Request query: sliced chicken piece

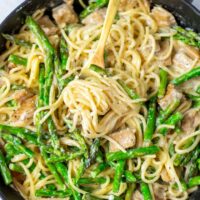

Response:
(13, 89), (34, 104)
(82, 8), (107, 25)
(152, 183), (167, 200)
(151, 6), (176, 28)
(181, 77), (200, 93)
(173, 51), (194, 70)
(173, 41), (199, 70)
(158, 84), (183, 110)
(132, 190), (143, 200)
(52, 3), (78, 28)
(11, 95), (36, 125)
(109, 128), (136, 152)
(37, 16), (59, 36)
(181, 109), (200, 134)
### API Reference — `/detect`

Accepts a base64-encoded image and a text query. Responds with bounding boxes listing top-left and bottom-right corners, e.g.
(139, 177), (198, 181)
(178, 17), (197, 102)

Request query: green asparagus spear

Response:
(118, 80), (140, 100)
(80, 0), (109, 19)
(89, 64), (108, 76)
(171, 66), (200, 85)
(8, 55), (27, 66)
(71, 129), (88, 153)
(158, 69), (168, 98)
(47, 118), (60, 153)
(1, 134), (34, 158)
(2, 33), (32, 48)
(85, 138), (100, 168)
(55, 162), (81, 200)
(157, 100), (181, 125)
(75, 159), (85, 184)
(186, 93), (200, 101)
(0, 149), (12, 185)
(188, 176), (200, 188)
(78, 177), (107, 184)
(159, 112), (183, 135)
(9, 163), (24, 173)
(4, 143), (21, 161)
(113, 160), (126, 193)
(124, 170), (137, 183)
(106, 146), (160, 162)
(47, 151), (84, 163)
(55, 162), (68, 184)
(141, 182), (153, 200)
(173, 26), (200, 48)
(60, 37), (68, 71)
(197, 158), (200, 170)
(144, 96), (157, 142)
(0, 124), (37, 145)
(26, 17), (54, 54)
(91, 163), (109, 178)
(35, 189), (72, 198)
(196, 85), (200, 94)
(125, 183), (136, 200)
(41, 147), (66, 190)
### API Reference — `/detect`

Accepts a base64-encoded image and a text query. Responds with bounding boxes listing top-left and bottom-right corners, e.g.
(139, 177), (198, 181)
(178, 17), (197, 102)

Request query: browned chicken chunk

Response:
(173, 51), (194, 70)
(11, 95), (36, 125)
(13, 89), (34, 104)
(37, 16), (59, 36)
(82, 8), (107, 25)
(132, 190), (144, 200)
(109, 128), (136, 152)
(52, 3), (78, 28)
(152, 183), (167, 200)
(11, 90), (36, 125)
(173, 42), (199, 70)
(181, 109), (200, 134)
(158, 84), (182, 110)
(151, 6), (176, 27)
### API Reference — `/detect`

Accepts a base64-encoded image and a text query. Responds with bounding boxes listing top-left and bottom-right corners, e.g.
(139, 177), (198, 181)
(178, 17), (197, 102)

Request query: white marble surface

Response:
(0, 0), (24, 23)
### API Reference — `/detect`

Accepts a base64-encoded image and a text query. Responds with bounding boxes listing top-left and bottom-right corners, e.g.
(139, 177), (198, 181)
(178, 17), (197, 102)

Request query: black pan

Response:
(0, 0), (199, 199)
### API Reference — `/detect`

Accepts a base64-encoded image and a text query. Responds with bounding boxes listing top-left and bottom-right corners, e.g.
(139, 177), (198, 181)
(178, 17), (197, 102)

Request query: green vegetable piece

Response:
(113, 160), (125, 193)
(188, 176), (200, 188)
(141, 182), (153, 200)
(157, 100), (181, 125)
(118, 80), (140, 100)
(158, 69), (168, 98)
(35, 189), (72, 198)
(0, 149), (12, 185)
(85, 138), (100, 168)
(2, 33), (32, 48)
(91, 163), (109, 178)
(89, 64), (108, 76)
(171, 66), (200, 85)
(106, 146), (160, 162)
(8, 54), (27, 66)
(80, 0), (109, 19)
(144, 96), (157, 142)
(125, 183), (136, 200)
(159, 112), (183, 135)
(124, 170), (137, 183)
